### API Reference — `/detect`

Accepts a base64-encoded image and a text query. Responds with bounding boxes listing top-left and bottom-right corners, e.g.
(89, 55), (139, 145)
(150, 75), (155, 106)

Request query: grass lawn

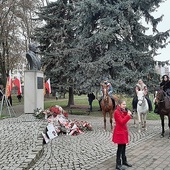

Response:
(44, 94), (160, 120)
(0, 93), (160, 120)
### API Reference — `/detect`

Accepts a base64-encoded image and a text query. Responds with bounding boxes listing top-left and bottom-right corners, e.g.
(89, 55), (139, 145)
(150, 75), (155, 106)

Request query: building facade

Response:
(155, 63), (170, 78)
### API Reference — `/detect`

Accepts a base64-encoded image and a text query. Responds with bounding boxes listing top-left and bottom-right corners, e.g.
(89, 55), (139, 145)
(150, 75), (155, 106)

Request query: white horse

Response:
(134, 90), (149, 133)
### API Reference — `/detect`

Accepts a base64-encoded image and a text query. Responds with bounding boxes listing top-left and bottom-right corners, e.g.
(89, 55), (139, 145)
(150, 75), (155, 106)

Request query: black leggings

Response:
(116, 144), (126, 161)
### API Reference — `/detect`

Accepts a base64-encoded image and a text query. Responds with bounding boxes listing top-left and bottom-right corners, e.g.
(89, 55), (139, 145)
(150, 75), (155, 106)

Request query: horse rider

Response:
(132, 79), (153, 112)
(160, 75), (170, 96)
(98, 78), (115, 111)
(154, 75), (170, 114)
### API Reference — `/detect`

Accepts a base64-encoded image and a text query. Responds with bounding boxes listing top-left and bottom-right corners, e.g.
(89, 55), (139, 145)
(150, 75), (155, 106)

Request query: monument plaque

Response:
(37, 77), (43, 89)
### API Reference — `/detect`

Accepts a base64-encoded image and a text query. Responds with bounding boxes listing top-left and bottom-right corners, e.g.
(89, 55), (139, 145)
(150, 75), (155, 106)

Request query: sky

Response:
(147, 0), (170, 62)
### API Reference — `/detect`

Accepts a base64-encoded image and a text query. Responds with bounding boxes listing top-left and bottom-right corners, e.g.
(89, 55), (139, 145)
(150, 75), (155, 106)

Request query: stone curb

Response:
(18, 122), (47, 170)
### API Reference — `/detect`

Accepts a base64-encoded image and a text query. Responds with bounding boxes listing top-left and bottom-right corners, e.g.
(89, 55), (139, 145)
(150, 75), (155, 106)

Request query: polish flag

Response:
(13, 72), (22, 95)
(45, 78), (51, 94)
(5, 70), (13, 97)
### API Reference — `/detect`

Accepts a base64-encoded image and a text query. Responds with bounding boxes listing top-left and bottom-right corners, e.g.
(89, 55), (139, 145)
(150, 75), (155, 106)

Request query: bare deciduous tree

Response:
(0, 0), (46, 86)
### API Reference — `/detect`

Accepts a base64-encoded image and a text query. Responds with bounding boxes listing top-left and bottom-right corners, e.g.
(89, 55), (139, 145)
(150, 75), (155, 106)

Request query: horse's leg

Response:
(109, 110), (113, 130)
(137, 111), (141, 133)
(168, 116), (170, 139)
(141, 113), (145, 128)
(143, 113), (147, 131)
(133, 110), (137, 127)
(160, 114), (165, 137)
(141, 113), (144, 127)
(102, 111), (106, 131)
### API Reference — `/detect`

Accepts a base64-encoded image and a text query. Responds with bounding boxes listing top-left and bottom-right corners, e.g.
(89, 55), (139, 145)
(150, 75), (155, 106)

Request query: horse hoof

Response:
(160, 135), (164, 138)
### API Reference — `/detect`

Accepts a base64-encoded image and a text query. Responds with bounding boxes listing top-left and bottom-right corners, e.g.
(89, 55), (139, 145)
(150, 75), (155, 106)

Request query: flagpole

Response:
(0, 89), (3, 117)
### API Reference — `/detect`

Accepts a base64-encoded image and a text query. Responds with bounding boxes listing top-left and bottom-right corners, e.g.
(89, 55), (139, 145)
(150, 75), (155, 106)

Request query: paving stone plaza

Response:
(1, 105), (170, 170)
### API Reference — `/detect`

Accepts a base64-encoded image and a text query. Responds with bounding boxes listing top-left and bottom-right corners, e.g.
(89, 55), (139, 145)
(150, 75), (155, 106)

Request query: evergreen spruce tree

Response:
(35, 0), (170, 96)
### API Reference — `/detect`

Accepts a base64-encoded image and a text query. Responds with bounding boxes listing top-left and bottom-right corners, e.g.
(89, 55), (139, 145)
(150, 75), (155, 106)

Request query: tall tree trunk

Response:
(67, 86), (74, 106)
(0, 43), (7, 88)
(1, 64), (6, 88)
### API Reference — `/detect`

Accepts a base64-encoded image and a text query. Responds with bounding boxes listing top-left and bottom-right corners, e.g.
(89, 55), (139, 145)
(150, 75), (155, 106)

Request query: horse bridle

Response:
(103, 88), (108, 101)
(138, 95), (145, 105)
(158, 98), (165, 103)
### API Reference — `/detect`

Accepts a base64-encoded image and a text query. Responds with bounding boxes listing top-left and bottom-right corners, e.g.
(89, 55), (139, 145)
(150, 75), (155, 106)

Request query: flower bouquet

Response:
(41, 105), (93, 143)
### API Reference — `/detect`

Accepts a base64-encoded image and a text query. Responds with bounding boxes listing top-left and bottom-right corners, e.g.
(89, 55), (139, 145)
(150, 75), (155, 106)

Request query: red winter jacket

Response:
(112, 105), (131, 144)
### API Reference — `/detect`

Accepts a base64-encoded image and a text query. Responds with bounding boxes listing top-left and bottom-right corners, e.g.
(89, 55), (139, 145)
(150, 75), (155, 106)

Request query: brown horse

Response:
(155, 89), (170, 138)
(100, 83), (116, 130)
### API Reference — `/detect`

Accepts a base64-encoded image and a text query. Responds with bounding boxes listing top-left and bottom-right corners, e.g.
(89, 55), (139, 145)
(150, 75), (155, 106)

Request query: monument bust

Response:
(26, 43), (41, 70)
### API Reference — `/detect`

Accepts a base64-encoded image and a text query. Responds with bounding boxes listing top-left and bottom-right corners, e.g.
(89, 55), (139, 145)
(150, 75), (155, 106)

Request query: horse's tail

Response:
(111, 97), (116, 110)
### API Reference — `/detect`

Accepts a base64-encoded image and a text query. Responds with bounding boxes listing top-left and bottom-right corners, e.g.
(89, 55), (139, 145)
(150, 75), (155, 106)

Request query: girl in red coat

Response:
(112, 99), (132, 170)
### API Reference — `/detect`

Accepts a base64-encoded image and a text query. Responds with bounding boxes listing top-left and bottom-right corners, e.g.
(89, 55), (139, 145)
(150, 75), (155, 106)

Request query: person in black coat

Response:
(154, 75), (170, 114)
(87, 92), (95, 112)
(160, 75), (170, 96)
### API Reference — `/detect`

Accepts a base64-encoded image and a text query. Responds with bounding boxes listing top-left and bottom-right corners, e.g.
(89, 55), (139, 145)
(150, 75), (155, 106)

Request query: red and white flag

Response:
(5, 70), (12, 97)
(45, 78), (51, 94)
(13, 72), (22, 95)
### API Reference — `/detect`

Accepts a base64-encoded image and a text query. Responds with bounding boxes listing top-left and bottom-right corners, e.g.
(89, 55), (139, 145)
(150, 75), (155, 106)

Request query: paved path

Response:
(0, 105), (46, 170)
(30, 116), (167, 170)
(1, 105), (170, 170)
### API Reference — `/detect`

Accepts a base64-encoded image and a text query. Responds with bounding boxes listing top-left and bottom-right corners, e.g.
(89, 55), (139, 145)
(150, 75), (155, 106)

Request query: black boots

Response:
(123, 162), (132, 167)
(122, 157), (132, 167)
(116, 160), (126, 170)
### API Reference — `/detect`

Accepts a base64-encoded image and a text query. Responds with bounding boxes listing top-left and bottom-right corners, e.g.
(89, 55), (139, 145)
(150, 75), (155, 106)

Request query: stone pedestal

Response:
(24, 70), (44, 113)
